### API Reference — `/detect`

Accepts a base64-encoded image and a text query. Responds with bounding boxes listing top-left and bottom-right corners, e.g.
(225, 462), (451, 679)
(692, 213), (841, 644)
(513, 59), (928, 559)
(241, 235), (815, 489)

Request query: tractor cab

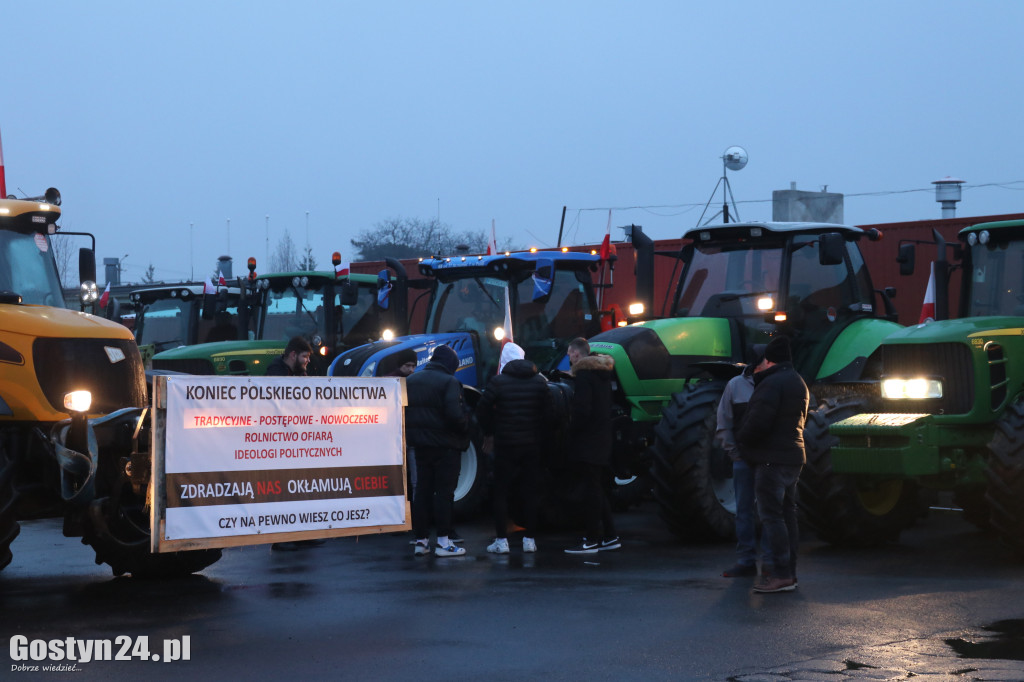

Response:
(0, 192), (67, 308)
(670, 221), (886, 381)
(131, 283), (246, 358)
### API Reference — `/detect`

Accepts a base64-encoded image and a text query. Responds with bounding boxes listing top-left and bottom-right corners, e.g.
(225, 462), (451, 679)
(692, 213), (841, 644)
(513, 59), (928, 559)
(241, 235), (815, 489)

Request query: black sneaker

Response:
(449, 530), (464, 544)
(598, 537), (621, 551)
(565, 540), (599, 555)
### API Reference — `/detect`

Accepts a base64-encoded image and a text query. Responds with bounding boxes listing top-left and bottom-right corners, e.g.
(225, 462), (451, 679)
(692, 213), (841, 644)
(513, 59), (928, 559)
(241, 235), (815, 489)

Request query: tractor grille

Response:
(880, 342), (974, 414)
(33, 338), (147, 413)
(152, 357), (216, 375)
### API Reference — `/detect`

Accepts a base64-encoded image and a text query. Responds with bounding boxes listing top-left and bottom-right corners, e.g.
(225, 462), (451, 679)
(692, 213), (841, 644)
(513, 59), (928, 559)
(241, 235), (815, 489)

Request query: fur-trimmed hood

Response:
(571, 352), (614, 376)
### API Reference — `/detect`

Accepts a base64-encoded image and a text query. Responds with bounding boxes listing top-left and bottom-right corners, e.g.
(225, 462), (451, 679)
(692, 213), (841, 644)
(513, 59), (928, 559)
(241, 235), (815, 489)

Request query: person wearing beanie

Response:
(737, 335), (809, 594)
(405, 344), (469, 557)
(384, 348), (419, 377)
(477, 342), (552, 554)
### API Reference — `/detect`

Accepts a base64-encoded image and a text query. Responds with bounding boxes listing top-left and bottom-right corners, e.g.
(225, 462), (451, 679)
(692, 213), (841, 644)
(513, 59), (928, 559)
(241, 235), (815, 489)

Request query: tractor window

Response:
(428, 277), (506, 339)
(136, 299), (190, 351)
(335, 284), (378, 345)
(788, 235), (854, 314)
(969, 240), (1024, 317)
(261, 285), (325, 341)
(514, 269), (594, 344)
(676, 243), (783, 317)
(0, 230), (65, 307)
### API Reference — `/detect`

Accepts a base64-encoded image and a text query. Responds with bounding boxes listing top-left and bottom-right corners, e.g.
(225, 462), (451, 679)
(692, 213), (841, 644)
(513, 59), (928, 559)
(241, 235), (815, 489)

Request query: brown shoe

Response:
(752, 575), (797, 593)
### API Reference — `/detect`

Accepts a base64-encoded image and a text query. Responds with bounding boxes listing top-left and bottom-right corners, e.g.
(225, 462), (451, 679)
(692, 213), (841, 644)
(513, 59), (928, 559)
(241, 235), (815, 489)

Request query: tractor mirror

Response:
(340, 281), (359, 306)
(818, 233), (845, 266)
(897, 243), (916, 276)
(78, 248), (96, 285)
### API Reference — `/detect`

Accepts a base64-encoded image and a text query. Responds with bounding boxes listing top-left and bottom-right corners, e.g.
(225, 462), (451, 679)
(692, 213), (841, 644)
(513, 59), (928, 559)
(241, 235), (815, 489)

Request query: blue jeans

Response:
(753, 463), (802, 580)
(733, 460), (758, 566)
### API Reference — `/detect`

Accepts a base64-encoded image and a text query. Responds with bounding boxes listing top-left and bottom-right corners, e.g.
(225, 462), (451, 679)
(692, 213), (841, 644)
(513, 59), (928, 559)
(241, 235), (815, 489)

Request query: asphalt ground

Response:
(2, 501), (1024, 681)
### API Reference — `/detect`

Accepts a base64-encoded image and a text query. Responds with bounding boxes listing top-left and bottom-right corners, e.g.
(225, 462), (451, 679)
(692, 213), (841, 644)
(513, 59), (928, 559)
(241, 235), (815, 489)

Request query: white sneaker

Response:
(435, 543), (466, 557)
(487, 538), (510, 554)
(522, 537), (537, 553)
(413, 541), (430, 556)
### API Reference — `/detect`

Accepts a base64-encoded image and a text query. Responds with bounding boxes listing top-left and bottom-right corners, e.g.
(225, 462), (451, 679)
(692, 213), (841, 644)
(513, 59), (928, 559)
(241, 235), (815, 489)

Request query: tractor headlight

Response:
(628, 302), (645, 316)
(757, 296), (775, 311)
(64, 390), (92, 413)
(359, 362), (377, 377)
(493, 327), (505, 341)
(80, 281), (98, 304)
(881, 378), (943, 400)
(381, 328), (395, 341)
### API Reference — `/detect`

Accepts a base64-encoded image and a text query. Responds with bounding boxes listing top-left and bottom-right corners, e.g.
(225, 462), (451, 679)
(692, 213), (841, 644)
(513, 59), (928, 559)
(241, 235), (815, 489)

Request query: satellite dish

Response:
(723, 146), (748, 171)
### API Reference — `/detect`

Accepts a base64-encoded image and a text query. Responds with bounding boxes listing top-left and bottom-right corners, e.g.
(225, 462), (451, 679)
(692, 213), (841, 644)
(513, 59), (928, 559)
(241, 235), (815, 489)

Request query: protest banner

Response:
(150, 374), (409, 552)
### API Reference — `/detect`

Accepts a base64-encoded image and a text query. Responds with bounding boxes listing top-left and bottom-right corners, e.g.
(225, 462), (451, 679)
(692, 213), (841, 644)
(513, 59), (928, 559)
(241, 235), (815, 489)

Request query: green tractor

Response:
(152, 258), (409, 376)
(588, 221), (903, 541)
(827, 219), (1024, 552)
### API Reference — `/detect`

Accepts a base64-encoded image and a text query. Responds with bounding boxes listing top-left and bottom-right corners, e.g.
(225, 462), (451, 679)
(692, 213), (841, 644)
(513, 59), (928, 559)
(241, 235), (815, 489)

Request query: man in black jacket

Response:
(406, 344), (469, 558)
(266, 337), (312, 376)
(737, 336), (810, 593)
(477, 342), (551, 554)
(564, 337), (619, 555)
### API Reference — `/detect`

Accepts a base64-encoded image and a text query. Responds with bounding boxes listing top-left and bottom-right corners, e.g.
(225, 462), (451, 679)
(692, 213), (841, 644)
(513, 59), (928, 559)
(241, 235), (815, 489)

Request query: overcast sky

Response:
(3, 1), (1023, 284)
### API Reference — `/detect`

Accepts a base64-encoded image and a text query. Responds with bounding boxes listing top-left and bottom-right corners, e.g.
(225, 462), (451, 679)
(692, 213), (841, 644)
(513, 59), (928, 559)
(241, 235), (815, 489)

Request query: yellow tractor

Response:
(0, 189), (219, 576)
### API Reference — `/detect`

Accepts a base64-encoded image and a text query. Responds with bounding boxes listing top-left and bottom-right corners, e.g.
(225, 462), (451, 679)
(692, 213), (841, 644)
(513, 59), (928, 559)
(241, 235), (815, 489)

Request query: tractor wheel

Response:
(82, 483), (221, 578)
(798, 395), (921, 546)
(985, 400), (1024, 555)
(0, 435), (20, 572)
(453, 434), (488, 520)
(649, 380), (736, 542)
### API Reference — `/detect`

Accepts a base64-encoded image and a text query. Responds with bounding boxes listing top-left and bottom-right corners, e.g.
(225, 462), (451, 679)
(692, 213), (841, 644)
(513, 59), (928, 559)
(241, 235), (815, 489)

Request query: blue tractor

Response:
(329, 249), (607, 515)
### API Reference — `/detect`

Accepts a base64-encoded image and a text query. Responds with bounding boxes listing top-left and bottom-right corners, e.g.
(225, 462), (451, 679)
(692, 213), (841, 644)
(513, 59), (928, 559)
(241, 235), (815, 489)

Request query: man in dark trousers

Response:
(564, 337), (619, 555)
(477, 342), (551, 554)
(406, 344), (469, 557)
(266, 335), (321, 551)
(737, 335), (810, 593)
(266, 336), (312, 376)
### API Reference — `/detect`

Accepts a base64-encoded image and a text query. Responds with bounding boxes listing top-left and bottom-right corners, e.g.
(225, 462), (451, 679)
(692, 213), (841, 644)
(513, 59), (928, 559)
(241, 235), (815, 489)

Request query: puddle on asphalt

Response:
(945, 619), (1024, 661)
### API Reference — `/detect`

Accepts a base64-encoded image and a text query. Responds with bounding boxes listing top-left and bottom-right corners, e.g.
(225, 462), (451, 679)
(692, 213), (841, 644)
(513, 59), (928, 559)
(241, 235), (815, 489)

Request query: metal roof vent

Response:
(932, 176), (964, 218)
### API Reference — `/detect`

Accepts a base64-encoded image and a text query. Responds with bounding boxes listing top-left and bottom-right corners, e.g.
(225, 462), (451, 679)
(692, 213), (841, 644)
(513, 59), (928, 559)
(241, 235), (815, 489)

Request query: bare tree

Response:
(50, 234), (76, 288)
(142, 263), (157, 283)
(269, 229), (299, 272)
(351, 217), (491, 261)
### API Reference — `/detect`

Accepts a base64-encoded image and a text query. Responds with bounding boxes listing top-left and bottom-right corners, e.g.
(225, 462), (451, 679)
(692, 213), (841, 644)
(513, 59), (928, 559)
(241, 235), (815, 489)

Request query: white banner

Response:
(159, 375), (407, 545)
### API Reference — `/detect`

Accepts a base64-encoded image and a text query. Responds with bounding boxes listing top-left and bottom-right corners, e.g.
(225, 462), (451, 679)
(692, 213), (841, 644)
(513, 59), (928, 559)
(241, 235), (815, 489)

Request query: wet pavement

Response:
(2, 502), (1024, 681)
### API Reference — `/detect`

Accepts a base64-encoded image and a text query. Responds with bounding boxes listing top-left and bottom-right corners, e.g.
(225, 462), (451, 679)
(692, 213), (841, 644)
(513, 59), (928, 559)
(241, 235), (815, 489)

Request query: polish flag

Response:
(599, 209), (612, 260)
(487, 219), (497, 256)
(218, 274), (226, 287)
(0, 126), (6, 200)
(335, 259), (350, 279)
(203, 279), (216, 296)
(919, 262), (936, 324)
(99, 282), (111, 309)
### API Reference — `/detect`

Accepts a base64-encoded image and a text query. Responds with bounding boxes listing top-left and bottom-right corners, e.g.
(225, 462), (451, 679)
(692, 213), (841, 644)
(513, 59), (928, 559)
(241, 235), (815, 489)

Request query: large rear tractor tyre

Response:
(649, 381), (735, 542)
(0, 437), (20, 572)
(985, 400), (1024, 555)
(798, 395), (921, 547)
(452, 435), (488, 520)
(82, 486), (221, 578)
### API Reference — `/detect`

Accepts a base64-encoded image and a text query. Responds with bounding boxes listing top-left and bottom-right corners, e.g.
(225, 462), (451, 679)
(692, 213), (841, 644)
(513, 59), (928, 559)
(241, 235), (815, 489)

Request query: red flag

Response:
(919, 262), (936, 324)
(99, 282), (111, 309)
(487, 219), (497, 256)
(218, 274), (226, 287)
(0, 126), (6, 200)
(335, 259), (350, 279)
(203, 279), (216, 296)
(599, 209), (612, 260)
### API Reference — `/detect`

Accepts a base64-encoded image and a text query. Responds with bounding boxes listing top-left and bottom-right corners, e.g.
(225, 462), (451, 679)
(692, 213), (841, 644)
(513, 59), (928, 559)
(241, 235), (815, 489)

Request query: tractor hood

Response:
(1, 303), (134, 340)
(880, 316), (1024, 346)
